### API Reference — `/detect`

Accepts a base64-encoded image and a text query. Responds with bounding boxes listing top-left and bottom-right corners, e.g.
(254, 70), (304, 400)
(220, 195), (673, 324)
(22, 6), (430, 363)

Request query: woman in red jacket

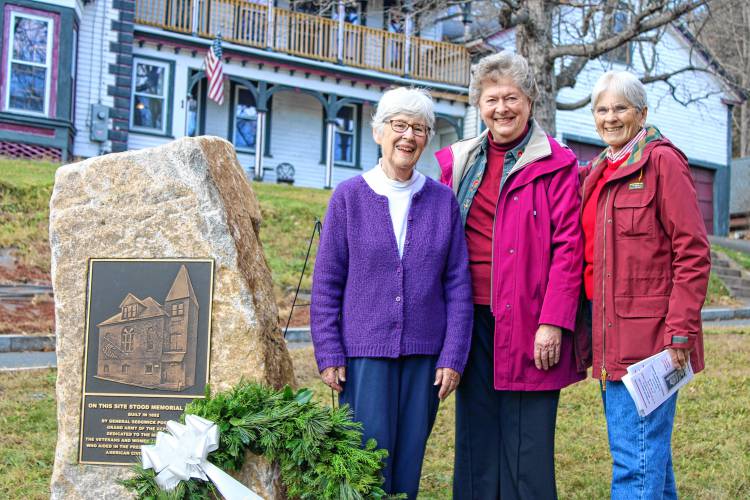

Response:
(581, 70), (710, 499)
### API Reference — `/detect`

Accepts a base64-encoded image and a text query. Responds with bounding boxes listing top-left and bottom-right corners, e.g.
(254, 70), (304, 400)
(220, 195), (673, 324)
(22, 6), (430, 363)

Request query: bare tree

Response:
(697, 0), (750, 157)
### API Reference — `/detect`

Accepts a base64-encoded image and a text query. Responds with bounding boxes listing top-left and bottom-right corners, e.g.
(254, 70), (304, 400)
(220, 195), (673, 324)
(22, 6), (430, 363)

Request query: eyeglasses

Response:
(594, 104), (635, 117)
(388, 119), (430, 137)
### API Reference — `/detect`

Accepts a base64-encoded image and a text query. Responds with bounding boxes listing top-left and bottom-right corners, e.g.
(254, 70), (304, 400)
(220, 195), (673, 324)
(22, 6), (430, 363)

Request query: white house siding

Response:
(123, 43), (466, 188)
(72, 0), (119, 158)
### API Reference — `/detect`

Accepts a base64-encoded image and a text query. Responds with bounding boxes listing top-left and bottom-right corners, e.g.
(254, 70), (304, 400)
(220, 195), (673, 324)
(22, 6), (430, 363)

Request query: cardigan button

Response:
(395, 296), (401, 302)
(513, 196), (518, 201)
(505, 303), (511, 309)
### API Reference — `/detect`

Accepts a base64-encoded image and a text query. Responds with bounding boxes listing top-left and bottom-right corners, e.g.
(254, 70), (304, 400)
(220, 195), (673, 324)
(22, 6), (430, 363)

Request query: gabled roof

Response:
(165, 265), (198, 305)
(141, 297), (167, 317)
(98, 295), (167, 326)
(119, 292), (144, 309)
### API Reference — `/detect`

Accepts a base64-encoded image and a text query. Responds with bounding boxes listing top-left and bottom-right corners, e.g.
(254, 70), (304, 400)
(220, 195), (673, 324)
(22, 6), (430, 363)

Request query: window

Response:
(233, 87), (258, 150)
(122, 304), (137, 319)
(168, 332), (182, 351)
(122, 364), (129, 374)
(121, 327), (134, 352)
(4, 11), (54, 114)
(145, 363), (153, 374)
(131, 59), (170, 133)
(171, 303), (184, 316)
(146, 327), (155, 351)
(334, 105), (358, 165)
(602, 9), (631, 65)
(103, 364), (109, 374)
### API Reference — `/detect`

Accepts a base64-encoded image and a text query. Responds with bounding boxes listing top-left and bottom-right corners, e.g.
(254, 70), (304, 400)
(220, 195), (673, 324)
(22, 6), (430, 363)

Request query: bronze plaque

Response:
(79, 259), (214, 465)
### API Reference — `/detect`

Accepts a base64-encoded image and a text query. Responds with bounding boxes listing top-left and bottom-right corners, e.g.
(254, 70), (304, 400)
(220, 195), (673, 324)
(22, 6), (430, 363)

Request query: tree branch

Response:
(549, 0), (707, 59)
(556, 65), (715, 110)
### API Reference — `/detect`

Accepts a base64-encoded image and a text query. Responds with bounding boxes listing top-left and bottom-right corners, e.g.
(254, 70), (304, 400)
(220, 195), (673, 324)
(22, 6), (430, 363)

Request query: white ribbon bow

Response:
(141, 414), (263, 500)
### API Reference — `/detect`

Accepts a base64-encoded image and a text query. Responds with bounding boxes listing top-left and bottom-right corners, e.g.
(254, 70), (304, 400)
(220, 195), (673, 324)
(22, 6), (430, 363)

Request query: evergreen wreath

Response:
(121, 382), (396, 499)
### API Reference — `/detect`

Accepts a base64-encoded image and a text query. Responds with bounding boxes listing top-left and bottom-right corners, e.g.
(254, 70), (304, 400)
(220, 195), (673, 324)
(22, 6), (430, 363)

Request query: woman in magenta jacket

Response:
(580, 70), (710, 499)
(436, 51), (589, 499)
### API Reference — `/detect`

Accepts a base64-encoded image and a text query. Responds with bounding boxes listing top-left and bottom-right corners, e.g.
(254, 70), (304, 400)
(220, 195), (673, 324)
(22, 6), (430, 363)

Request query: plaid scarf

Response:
(606, 127), (647, 162)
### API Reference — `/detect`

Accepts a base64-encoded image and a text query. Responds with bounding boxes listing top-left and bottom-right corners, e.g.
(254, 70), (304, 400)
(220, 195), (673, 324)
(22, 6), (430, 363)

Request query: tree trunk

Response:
(516, 0), (557, 135)
(741, 103), (749, 158)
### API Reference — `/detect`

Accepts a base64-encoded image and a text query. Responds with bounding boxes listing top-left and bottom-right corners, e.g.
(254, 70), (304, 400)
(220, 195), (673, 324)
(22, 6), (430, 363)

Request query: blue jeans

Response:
(601, 381), (678, 500)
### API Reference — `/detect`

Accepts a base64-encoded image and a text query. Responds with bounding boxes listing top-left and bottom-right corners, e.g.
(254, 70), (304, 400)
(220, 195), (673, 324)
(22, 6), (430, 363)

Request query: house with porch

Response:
(0, 0), (470, 185)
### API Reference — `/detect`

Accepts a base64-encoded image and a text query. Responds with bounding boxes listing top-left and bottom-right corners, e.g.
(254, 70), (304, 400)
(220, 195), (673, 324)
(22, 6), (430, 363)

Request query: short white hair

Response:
(469, 50), (538, 106)
(591, 71), (648, 111)
(371, 87), (436, 141)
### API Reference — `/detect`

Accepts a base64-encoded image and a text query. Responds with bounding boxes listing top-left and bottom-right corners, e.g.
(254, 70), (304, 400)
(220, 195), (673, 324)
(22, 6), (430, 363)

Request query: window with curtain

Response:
(5, 11), (54, 114)
(131, 58), (170, 133)
(233, 87), (258, 150)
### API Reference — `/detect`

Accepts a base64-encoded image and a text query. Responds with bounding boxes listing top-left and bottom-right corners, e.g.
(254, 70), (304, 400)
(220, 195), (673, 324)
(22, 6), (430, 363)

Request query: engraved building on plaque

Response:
(95, 265), (198, 390)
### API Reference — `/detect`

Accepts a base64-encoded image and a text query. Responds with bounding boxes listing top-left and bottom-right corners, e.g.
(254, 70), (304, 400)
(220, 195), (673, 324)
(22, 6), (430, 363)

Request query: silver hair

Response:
(371, 87), (436, 141)
(590, 71), (648, 112)
(469, 50), (538, 107)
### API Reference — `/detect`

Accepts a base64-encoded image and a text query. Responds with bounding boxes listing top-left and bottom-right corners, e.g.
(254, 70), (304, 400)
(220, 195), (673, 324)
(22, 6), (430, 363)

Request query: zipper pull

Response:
(600, 366), (607, 391)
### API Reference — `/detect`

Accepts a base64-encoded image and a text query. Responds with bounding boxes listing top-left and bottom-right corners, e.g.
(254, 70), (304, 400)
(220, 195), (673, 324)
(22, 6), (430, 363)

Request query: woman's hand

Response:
(320, 366), (346, 393)
(667, 348), (689, 370)
(434, 368), (461, 400)
(534, 324), (562, 370)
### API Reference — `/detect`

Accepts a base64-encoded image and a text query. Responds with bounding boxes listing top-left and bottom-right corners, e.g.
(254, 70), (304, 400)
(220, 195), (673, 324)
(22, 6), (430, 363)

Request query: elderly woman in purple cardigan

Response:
(311, 87), (473, 498)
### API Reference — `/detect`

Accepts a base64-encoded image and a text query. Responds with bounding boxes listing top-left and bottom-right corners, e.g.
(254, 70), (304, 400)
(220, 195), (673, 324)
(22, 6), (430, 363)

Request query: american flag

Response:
(205, 35), (224, 105)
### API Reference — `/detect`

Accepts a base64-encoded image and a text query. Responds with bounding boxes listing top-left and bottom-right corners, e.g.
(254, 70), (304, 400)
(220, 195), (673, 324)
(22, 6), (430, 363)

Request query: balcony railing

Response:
(134, 0), (470, 86)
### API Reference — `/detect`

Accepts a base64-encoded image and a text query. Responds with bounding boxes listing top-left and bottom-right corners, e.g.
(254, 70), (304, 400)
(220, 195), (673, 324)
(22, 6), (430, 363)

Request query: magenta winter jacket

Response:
(436, 122), (587, 391)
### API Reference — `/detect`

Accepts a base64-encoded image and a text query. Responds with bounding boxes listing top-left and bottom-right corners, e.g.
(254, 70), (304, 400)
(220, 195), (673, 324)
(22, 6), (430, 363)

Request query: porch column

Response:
(266, 0), (275, 49)
(191, 0), (200, 35)
(325, 119), (336, 189)
(404, 14), (412, 76)
(254, 111), (267, 181)
(337, 0), (345, 63)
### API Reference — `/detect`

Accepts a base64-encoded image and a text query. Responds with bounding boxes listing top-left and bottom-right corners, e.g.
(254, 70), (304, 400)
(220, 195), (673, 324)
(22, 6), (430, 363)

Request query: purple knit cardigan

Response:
(310, 175), (473, 373)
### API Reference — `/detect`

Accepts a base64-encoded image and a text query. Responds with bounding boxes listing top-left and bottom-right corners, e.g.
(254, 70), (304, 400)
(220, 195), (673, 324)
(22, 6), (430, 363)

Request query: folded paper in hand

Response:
(621, 350), (693, 417)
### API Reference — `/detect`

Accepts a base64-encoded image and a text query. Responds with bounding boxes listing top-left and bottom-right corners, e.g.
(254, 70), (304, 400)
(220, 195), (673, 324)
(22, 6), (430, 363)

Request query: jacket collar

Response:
(446, 119), (559, 193)
(507, 119), (551, 175)
(588, 125), (664, 185)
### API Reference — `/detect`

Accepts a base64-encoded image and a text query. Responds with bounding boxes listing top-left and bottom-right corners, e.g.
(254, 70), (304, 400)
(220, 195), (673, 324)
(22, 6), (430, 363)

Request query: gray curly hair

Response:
(371, 87), (436, 141)
(469, 50), (538, 107)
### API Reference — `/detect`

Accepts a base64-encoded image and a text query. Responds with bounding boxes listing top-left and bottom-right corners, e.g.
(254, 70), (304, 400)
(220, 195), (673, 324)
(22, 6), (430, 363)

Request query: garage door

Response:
(564, 139), (602, 165)
(690, 166), (714, 234)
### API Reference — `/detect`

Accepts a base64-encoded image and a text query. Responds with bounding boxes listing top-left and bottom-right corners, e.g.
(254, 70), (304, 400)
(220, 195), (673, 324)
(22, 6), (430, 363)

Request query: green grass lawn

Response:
(0, 159), (58, 270)
(252, 182), (330, 292)
(1, 331), (748, 499)
(715, 245), (750, 272)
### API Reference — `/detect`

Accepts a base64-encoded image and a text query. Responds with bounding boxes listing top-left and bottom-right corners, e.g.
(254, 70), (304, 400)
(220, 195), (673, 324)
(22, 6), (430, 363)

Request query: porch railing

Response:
(134, 0), (470, 86)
